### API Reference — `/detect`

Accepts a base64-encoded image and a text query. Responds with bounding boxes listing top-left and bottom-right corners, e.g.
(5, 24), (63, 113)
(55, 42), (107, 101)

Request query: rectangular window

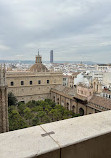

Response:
(21, 81), (24, 85)
(30, 81), (32, 85)
(38, 80), (41, 84)
(47, 80), (49, 84)
(10, 81), (14, 86)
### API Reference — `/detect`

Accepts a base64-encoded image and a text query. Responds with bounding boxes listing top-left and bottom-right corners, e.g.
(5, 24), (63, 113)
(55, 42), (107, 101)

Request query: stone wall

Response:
(51, 89), (96, 115)
(6, 71), (63, 103)
(0, 86), (9, 133)
(77, 85), (93, 101)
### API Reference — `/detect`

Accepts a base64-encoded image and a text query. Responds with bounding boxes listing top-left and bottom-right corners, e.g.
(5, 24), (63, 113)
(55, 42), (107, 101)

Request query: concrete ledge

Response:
(61, 132), (111, 158)
(0, 111), (111, 158)
(0, 126), (60, 158)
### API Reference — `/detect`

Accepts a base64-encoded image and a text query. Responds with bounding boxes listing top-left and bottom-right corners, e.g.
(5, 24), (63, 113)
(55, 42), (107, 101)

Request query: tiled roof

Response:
(52, 85), (76, 97)
(52, 85), (111, 110)
(30, 63), (49, 72)
(89, 96), (111, 110)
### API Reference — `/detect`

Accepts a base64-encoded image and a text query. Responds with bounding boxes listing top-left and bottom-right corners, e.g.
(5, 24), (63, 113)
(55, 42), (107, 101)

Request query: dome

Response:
(30, 51), (49, 72)
(30, 63), (49, 72)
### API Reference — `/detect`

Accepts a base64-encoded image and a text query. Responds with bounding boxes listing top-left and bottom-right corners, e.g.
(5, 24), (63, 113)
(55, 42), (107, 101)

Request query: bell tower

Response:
(0, 64), (9, 133)
(35, 50), (42, 64)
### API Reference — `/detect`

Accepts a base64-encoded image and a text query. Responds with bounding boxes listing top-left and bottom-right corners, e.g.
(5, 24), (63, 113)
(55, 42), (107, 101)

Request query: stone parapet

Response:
(0, 111), (111, 157)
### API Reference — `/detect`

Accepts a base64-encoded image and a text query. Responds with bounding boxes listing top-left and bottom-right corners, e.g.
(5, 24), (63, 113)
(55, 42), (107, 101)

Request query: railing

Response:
(0, 111), (111, 158)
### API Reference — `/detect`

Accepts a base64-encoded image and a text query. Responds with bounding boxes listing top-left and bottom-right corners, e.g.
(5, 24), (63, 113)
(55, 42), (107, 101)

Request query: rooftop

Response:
(52, 85), (76, 97)
(89, 95), (111, 110)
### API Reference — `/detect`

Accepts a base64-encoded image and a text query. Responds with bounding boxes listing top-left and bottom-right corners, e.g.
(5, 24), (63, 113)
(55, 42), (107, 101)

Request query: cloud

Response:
(0, 44), (10, 51)
(0, 0), (111, 62)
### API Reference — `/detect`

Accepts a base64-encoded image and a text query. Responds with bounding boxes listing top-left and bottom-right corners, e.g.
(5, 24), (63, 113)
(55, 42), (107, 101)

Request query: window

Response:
(53, 96), (55, 102)
(38, 80), (41, 84)
(47, 80), (49, 84)
(72, 105), (75, 112)
(66, 103), (69, 110)
(21, 81), (24, 85)
(30, 81), (32, 85)
(21, 101), (25, 103)
(10, 81), (14, 86)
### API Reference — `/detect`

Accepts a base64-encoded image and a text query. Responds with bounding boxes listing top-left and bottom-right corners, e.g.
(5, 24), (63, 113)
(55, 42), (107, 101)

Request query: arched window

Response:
(53, 96), (55, 102)
(79, 108), (84, 116)
(66, 103), (69, 110)
(57, 98), (59, 104)
(47, 80), (49, 84)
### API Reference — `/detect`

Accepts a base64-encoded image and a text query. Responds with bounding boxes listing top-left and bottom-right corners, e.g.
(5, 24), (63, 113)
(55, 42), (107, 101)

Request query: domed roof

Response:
(30, 63), (49, 72)
(30, 52), (49, 72)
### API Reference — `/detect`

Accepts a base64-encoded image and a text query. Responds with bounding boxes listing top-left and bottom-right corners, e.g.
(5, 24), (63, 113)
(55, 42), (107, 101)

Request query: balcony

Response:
(0, 111), (111, 158)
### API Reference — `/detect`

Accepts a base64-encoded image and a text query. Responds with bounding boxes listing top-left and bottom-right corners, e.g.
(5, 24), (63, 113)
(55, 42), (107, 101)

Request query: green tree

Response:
(9, 108), (28, 131)
(18, 102), (27, 116)
(8, 92), (18, 106)
(37, 111), (46, 122)
(23, 107), (34, 125)
(32, 115), (39, 126)
(8, 99), (80, 131)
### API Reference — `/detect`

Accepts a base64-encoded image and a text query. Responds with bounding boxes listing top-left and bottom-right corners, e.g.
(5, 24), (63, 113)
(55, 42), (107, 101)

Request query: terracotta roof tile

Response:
(89, 96), (111, 109)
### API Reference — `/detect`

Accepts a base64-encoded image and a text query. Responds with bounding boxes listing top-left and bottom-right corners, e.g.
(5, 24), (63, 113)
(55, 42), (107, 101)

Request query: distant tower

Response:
(0, 64), (9, 133)
(50, 50), (53, 63)
(35, 49), (42, 63)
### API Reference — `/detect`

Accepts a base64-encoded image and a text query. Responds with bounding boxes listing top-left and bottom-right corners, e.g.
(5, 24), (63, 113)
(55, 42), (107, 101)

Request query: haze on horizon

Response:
(0, 0), (111, 63)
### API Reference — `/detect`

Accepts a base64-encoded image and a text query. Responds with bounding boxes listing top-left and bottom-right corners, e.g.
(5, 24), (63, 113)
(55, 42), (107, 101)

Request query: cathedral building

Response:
(6, 52), (63, 103)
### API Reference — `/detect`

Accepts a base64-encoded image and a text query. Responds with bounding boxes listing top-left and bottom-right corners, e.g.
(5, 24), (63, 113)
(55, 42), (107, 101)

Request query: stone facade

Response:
(51, 84), (111, 116)
(77, 84), (93, 101)
(0, 65), (9, 133)
(63, 73), (80, 88)
(6, 71), (63, 103)
(51, 88), (95, 116)
(6, 54), (63, 103)
(93, 78), (102, 93)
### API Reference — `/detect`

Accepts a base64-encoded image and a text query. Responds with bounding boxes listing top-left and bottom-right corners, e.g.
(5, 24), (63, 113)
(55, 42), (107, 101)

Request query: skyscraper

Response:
(50, 50), (53, 63)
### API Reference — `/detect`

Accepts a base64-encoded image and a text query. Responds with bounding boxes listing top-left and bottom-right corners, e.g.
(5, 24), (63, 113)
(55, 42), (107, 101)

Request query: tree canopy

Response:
(8, 98), (80, 131)
(8, 92), (18, 106)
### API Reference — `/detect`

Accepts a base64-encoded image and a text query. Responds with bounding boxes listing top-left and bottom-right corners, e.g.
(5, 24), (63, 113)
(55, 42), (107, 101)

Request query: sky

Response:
(0, 0), (111, 62)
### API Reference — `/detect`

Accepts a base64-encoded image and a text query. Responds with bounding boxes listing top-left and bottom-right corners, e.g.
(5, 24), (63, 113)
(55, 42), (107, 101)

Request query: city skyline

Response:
(0, 0), (111, 62)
